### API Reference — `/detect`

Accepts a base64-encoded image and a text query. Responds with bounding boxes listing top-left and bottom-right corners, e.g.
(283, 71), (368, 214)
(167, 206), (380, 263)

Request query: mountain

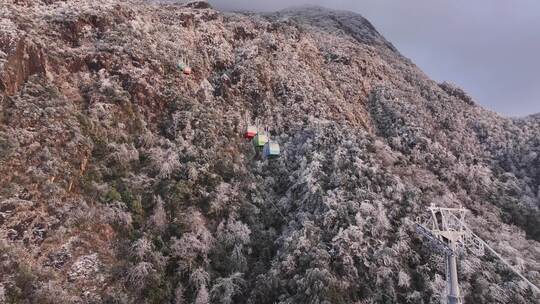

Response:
(0, 1), (539, 303)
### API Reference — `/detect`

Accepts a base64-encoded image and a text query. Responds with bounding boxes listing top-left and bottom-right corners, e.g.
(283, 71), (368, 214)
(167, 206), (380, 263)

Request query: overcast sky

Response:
(209, 0), (540, 117)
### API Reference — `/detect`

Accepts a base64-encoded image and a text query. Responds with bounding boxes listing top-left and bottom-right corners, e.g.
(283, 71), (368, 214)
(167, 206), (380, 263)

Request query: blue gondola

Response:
(263, 141), (281, 159)
(263, 127), (281, 159)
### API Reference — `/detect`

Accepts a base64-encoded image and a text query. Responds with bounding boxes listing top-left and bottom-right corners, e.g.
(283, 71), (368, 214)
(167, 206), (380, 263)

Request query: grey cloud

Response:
(208, 0), (540, 116)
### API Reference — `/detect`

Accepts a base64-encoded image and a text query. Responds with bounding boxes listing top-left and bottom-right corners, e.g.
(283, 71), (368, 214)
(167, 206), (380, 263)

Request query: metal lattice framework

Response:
(414, 204), (540, 304)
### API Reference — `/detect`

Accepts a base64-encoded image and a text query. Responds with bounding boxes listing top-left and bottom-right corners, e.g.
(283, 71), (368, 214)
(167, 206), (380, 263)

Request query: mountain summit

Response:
(0, 1), (539, 303)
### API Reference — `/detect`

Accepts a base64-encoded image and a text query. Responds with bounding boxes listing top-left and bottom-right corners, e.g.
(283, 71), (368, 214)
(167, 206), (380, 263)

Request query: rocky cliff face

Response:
(1, 1), (539, 303)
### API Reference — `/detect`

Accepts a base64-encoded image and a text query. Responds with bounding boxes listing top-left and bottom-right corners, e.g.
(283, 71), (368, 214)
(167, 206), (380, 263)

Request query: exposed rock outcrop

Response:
(0, 37), (48, 95)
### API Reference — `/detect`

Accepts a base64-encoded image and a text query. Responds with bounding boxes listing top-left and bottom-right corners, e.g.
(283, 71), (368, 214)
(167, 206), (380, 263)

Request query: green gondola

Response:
(252, 131), (268, 148)
(177, 61), (186, 71)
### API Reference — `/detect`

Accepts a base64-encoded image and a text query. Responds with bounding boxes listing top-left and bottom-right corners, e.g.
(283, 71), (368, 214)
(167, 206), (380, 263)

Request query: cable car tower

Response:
(414, 204), (540, 304)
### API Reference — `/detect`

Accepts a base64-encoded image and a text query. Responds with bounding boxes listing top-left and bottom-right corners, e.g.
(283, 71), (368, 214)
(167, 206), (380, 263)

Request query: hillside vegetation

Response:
(0, 1), (539, 303)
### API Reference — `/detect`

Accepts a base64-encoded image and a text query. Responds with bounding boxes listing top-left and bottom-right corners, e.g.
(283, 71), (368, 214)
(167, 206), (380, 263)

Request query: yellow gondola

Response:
(253, 125), (268, 148)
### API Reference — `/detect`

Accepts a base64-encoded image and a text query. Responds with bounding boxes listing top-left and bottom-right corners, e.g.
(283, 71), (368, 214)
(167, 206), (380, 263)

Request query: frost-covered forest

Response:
(0, 1), (539, 303)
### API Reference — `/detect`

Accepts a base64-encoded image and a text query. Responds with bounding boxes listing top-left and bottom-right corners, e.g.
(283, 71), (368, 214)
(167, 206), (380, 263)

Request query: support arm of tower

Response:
(448, 213), (540, 294)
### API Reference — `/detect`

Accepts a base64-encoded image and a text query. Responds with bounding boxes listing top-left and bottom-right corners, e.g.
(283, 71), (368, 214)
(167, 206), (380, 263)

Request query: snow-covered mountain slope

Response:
(0, 1), (538, 303)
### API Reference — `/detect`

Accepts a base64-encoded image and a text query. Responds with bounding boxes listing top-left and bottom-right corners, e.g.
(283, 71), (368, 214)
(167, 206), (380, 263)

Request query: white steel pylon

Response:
(414, 205), (483, 304)
(414, 204), (540, 304)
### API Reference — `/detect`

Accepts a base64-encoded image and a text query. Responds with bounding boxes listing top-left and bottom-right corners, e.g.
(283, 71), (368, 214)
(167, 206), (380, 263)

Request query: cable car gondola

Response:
(244, 115), (258, 139)
(177, 56), (192, 75)
(262, 127), (280, 159)
(253, 126), (269, 148)
(263, 140), (281, 159)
